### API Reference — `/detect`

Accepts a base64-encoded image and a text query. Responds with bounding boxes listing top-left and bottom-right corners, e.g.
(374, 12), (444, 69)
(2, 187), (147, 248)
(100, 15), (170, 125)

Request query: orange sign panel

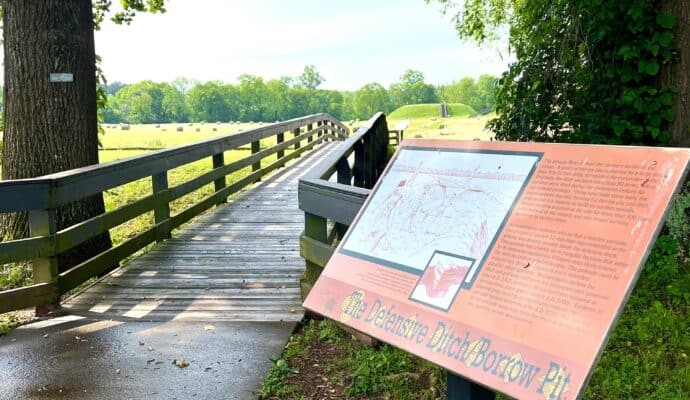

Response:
(304, 139), (690, 399)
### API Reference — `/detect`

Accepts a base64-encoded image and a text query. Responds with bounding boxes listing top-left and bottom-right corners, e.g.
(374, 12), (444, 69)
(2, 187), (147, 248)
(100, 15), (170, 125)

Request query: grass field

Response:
(388, 103), (476, 120)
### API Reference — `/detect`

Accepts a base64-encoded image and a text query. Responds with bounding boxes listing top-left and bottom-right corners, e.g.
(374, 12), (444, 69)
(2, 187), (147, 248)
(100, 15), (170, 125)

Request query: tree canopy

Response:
(100, 68), (497, 123)
(431, 0), (682, 145)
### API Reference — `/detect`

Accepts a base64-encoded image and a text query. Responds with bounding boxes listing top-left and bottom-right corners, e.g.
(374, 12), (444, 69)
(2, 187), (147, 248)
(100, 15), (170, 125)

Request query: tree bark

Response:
(663, 0), (690, 147)
(1, 0), (112, 273)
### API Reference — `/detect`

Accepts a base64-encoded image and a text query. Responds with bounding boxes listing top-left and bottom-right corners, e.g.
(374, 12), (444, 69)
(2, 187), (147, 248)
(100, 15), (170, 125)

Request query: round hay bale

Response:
(177, 126), (184, 132)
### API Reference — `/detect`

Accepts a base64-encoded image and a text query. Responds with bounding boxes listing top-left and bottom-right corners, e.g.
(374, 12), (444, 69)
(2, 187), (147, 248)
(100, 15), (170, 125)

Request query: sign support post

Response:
(447, 373), (495, 400)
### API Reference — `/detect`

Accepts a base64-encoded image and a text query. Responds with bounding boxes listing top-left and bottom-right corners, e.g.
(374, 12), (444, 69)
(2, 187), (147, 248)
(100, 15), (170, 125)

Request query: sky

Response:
(95, 0), (511, 90)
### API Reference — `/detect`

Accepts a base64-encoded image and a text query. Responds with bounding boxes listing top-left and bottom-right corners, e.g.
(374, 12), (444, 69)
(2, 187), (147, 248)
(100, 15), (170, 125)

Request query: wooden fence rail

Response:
(0, 113), (348, 314)
(298, 112), (390, 298)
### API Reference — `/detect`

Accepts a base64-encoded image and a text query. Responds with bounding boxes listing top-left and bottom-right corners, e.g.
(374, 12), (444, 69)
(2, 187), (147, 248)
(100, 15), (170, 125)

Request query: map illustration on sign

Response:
(340, 148), (540, 310)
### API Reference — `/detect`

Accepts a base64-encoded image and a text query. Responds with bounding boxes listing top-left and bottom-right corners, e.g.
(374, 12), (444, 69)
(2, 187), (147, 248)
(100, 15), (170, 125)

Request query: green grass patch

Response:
(388, 103), (475, 119)
(260, 319), (445, 400)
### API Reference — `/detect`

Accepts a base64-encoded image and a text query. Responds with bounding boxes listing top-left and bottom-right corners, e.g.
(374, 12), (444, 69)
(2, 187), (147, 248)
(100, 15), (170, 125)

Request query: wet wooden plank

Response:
(64, 142), (341, 322)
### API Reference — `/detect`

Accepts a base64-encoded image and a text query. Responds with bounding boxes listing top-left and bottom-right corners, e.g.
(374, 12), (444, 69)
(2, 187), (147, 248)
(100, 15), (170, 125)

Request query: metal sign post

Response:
(447, 373), (495, 400)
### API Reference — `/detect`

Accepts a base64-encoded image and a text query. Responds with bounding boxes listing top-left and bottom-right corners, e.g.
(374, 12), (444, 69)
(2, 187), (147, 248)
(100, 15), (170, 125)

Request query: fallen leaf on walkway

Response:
(173, 359), (190, 368)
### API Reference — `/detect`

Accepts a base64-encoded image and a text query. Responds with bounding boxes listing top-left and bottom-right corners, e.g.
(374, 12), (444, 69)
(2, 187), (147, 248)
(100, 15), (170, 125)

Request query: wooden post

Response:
(337, 158), (352, 186)
(251, 140), (261, 172)
(363, 134), (374, 188)
(307, 123), (313, 143)
(277, 132), (285, 160)
(293, 127), (301, 157)
(301, 212), (328, 299)
(335, 158), (352, 237)
(447, 373), (495, 400)
(152, 172), (171, 241)
(212, 152), (226, 205)
(28, 208), (59, 315)
(323, 121), (329, 142)
(353, 139), (365, 187)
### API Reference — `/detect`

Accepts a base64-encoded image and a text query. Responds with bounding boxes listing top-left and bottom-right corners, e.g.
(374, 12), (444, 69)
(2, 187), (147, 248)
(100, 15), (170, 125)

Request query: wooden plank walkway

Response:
(63, 142), (340, 322)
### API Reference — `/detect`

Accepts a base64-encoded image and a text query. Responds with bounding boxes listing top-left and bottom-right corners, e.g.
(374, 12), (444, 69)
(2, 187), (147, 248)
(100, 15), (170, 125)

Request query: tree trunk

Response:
(1, 0), (112, 273)
(663, 0), (690, 147)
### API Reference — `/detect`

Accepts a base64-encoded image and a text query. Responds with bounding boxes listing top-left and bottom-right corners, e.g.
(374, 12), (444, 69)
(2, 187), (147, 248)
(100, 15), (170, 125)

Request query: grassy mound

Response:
(388, 103), (475, 119)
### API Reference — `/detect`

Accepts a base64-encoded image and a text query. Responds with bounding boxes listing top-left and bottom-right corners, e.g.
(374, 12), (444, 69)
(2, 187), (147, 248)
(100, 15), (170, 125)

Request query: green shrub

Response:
(584, 235), (690, 399)
(0, 263), (32, 290)
(666, 184), (690, 262)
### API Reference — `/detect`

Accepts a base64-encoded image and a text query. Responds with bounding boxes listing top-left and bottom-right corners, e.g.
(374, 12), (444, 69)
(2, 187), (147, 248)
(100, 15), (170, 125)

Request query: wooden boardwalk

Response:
(63, 143), (339, 322)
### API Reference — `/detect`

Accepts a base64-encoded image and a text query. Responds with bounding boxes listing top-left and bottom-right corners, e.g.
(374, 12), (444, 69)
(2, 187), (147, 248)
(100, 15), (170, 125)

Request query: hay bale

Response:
(212, 127), (217, 132)
(155, 124), (160, 128)
(196, 128), (201, 132)
(177, 126), (184, 132)
(120, 124), (130, 131)
(162, 128), (167, 132)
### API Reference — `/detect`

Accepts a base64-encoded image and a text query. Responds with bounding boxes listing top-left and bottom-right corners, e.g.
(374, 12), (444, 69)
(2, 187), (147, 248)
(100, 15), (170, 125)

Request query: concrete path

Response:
(0, 143), (340, 400)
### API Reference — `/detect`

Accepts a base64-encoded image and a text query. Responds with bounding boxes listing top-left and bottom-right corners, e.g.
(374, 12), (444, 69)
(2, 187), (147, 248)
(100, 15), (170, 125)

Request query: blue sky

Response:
(95, 0), (511, 90)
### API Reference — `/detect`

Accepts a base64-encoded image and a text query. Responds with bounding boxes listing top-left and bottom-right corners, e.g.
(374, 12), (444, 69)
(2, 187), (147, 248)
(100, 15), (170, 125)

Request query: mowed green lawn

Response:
(98, 121), (290, 247)
(385, 102), (495, 141)
(387, 113), (495, 141)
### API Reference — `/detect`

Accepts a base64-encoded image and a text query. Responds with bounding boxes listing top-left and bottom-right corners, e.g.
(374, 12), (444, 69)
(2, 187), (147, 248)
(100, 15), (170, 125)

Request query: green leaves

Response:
(656, 12), (676, 29)
(638, 59), (660, 76)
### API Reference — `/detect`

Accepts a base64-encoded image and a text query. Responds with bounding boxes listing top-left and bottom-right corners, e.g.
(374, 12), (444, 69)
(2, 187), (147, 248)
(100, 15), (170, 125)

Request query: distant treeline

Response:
(101, 66), (496, 124)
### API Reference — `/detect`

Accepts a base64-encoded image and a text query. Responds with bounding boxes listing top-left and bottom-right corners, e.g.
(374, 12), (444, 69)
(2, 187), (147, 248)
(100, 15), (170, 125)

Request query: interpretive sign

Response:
(304, 139), (690, 399)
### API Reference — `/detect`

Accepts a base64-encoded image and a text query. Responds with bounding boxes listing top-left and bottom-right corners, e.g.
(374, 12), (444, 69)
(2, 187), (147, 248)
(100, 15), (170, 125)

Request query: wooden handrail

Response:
(0, 113), (348, 314)
(297, 112), (390, 299)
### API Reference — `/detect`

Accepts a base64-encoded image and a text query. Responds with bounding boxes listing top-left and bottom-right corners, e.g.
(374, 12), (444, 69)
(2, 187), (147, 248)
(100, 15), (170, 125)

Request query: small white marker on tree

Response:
(50, 73), (73, 83)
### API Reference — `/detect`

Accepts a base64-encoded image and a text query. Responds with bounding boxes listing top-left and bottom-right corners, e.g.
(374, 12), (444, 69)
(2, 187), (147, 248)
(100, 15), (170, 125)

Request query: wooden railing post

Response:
(293, 127), (301, 157)
(301, 212), (328, 299)
(28, 208), (59, 314)
(337, 158), (352, 186)
(277, 131), (285, 160)
(251, 140), (261, 178)
(152, 172), (171, 241)
(353, 139), (365, 187)
(307, 123), (313, 143)
(364, 134), (375, 188)
(335, 158), (352, 238)
(212, 152), (226, 205)
(376, 120), (390, 176)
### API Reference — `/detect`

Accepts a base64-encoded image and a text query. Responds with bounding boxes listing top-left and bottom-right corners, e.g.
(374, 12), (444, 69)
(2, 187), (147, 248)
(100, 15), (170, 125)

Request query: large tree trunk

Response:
(1, 0), (112, 273)
(663, 0), (690, 147)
